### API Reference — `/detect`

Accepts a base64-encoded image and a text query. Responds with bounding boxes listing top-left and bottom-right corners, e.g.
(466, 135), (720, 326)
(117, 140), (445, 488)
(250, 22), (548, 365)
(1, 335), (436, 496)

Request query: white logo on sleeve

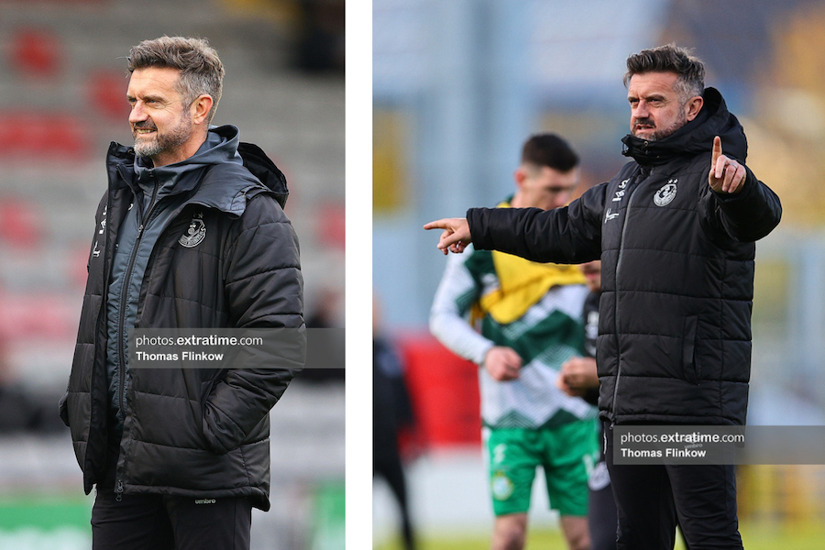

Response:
(604, 208), (619, 224)
(654, 179), (678, 207)
(179, 212), (206, 248)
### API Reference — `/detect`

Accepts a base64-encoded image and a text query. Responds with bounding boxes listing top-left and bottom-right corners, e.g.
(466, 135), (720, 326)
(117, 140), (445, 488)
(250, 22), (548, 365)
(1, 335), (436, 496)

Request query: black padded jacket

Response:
(467, 88), (781, 426)
(59, 127), (302, 510)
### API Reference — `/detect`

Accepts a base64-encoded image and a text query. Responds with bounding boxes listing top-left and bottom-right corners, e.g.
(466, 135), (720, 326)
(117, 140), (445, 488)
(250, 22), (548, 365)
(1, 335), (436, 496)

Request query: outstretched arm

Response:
(425, 184), (607, 262)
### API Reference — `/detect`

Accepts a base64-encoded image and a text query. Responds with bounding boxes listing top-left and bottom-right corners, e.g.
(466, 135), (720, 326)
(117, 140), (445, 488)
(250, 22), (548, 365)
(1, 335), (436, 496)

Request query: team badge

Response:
(179, 212), (206, 248)
(654, 179), (678, 207)
(491, 471), (514, 500)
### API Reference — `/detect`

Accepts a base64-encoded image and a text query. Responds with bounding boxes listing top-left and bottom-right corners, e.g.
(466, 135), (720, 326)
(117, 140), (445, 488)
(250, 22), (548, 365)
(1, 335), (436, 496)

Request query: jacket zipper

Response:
(87, 197), (114, 488)
(115, 175), (159, 495)
(609, 166), (648, 425)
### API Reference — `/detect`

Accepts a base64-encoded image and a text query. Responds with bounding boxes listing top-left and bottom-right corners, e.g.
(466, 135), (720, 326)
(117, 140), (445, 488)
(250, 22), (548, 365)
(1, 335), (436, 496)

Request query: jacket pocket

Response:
(681, 315), (699, 384)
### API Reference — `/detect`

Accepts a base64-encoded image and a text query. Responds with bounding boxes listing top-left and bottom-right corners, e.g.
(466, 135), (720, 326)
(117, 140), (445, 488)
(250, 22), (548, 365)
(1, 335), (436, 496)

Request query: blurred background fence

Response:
(373, 0), (825, 546)
(0, 0), (344, 549)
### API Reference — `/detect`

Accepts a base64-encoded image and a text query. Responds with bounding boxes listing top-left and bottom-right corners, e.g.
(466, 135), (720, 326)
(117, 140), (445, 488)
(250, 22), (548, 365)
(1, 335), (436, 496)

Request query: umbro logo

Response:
(604, 208), (619, 224)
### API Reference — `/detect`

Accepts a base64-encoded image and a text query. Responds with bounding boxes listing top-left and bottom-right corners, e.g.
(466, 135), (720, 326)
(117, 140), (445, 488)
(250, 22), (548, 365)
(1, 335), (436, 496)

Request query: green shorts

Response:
(485, 419), (598, 517)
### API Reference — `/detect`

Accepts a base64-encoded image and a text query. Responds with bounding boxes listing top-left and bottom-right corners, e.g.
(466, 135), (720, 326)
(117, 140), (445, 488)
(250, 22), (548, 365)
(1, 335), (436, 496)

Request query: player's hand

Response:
(483, 346), (522, 381)
(557, 356), (599, 397)
(709, 136), (745, 194)
(423, 218), (472, 255)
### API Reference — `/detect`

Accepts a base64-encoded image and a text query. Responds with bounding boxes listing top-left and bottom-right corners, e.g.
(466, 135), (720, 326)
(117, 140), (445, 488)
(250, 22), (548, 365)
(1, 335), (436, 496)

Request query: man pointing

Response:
(426, 44), (781, 549)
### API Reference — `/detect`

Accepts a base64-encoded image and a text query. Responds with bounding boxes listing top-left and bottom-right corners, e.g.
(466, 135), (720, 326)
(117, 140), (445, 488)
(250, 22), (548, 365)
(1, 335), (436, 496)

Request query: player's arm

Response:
(429, 249), (493, 364)
(429, 251), (521, 381)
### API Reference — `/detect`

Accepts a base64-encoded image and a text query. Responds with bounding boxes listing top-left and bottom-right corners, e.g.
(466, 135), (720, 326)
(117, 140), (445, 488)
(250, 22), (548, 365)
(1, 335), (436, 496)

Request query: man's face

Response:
(627, 71), (696, 141)
(579, 260), (601, 293)
(517, 165), (579, 211)
(127, 67), (195, 166)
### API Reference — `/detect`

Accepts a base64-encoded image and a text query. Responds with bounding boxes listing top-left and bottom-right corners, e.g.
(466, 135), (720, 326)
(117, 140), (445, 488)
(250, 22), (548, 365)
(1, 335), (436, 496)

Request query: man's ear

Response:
(191, 94), (213, 126)
(685, 95), (703, 122)
(513, 166), (528, 189)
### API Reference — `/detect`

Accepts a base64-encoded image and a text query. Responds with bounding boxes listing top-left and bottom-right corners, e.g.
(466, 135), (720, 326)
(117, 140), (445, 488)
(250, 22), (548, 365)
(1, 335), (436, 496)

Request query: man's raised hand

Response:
(709, 136), (745, 194)
(423, 217), (472, 255)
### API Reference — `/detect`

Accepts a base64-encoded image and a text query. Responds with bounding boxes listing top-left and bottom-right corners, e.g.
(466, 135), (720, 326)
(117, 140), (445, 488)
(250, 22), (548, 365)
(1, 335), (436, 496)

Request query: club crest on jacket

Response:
(654, 179), (678, 207)
(179, 212), (206, 248)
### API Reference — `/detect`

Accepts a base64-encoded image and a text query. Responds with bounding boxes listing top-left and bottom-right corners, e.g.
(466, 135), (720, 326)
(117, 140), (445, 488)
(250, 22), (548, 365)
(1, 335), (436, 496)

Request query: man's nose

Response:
(129, 102), (146, 123)
(633, 101), (649, 118)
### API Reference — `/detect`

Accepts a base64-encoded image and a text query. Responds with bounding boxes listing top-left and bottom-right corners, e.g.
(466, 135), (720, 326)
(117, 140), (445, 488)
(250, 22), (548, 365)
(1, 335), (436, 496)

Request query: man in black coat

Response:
(60, 37), (303, 550)
(426, 44), (781, 550)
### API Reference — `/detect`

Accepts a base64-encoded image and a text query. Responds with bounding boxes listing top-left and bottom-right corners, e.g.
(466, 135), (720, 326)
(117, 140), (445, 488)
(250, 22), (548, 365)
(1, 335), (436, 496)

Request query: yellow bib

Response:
(478, 202), (586, 325)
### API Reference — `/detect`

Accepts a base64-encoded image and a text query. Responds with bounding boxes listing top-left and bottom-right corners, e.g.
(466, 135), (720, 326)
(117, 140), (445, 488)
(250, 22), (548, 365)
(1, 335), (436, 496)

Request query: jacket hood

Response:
(106, 125), (289, 211)
(136, 124), (242, 172)
(621, 87), (746, 167)
(107, 125), (240, 190)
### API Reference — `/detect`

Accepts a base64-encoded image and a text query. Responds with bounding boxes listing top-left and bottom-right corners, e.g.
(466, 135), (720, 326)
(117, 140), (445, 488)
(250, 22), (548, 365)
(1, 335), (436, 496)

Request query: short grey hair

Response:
(624, 44), (705, 102)
(127, 36), (225, 124)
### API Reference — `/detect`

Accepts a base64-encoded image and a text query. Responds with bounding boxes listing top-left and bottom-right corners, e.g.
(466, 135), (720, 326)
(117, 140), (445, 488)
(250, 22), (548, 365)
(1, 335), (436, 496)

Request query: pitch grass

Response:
(374, 522), (825, 549)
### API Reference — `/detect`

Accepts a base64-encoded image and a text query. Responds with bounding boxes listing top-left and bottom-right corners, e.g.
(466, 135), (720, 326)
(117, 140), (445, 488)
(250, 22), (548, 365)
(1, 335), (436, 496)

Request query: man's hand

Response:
(556, 356), (599, 397)
(709, 136), (745, 194)
(483, 346), (522, 381)
(423, 217), (472, 255)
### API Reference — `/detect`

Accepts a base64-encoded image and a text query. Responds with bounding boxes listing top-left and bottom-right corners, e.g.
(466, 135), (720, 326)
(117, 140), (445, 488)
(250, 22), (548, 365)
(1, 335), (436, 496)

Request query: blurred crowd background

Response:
(373, 0), (825, 548)
(0, 0), (343, 549)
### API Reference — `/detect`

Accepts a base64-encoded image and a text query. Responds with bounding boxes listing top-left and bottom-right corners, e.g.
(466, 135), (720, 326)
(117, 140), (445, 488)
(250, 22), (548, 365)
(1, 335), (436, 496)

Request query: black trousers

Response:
(605, 427), (743, 550)
(588, 474), (618, 550)
(91, 485), (252, 550)
(92, 435), (252, 550)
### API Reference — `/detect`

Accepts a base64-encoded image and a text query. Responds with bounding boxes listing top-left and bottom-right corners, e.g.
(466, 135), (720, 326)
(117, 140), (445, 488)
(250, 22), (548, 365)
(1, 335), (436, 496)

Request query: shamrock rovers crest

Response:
(179, 212), (206, 248)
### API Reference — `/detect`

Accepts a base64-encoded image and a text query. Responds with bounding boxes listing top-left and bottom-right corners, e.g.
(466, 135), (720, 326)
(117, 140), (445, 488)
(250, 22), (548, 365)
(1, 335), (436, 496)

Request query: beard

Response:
(632, 110), (687, 141)
(133, 111), (193, 159)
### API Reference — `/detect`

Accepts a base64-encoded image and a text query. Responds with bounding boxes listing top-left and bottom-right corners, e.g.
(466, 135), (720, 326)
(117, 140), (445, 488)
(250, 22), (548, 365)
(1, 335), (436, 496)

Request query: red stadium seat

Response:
(0, 111), (91, 159)
(0, 292), (78, 340)
(10, 28), (61, 78)
(88, 70), (130, 121)
(0, 198), (42, 248)
(316, 202), (345, 250)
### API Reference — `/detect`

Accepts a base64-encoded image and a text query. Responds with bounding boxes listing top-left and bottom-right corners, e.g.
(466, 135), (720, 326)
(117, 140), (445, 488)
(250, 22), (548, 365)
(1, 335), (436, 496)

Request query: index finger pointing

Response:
(423, 220), (446, 230)
(712, 136), (722, 168)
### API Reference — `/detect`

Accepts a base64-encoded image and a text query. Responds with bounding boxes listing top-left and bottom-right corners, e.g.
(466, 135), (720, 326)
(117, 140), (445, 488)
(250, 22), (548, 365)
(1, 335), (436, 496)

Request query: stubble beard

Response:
(133, 111), (193, 159)
(632, 107), (688, 142)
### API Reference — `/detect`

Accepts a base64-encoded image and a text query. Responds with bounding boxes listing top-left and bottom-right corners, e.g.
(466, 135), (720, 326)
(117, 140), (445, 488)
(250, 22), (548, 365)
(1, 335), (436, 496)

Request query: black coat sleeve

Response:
(202, 193), (304, 454)
(467, 182), (607, 264)
(704, 167), (782, 242)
